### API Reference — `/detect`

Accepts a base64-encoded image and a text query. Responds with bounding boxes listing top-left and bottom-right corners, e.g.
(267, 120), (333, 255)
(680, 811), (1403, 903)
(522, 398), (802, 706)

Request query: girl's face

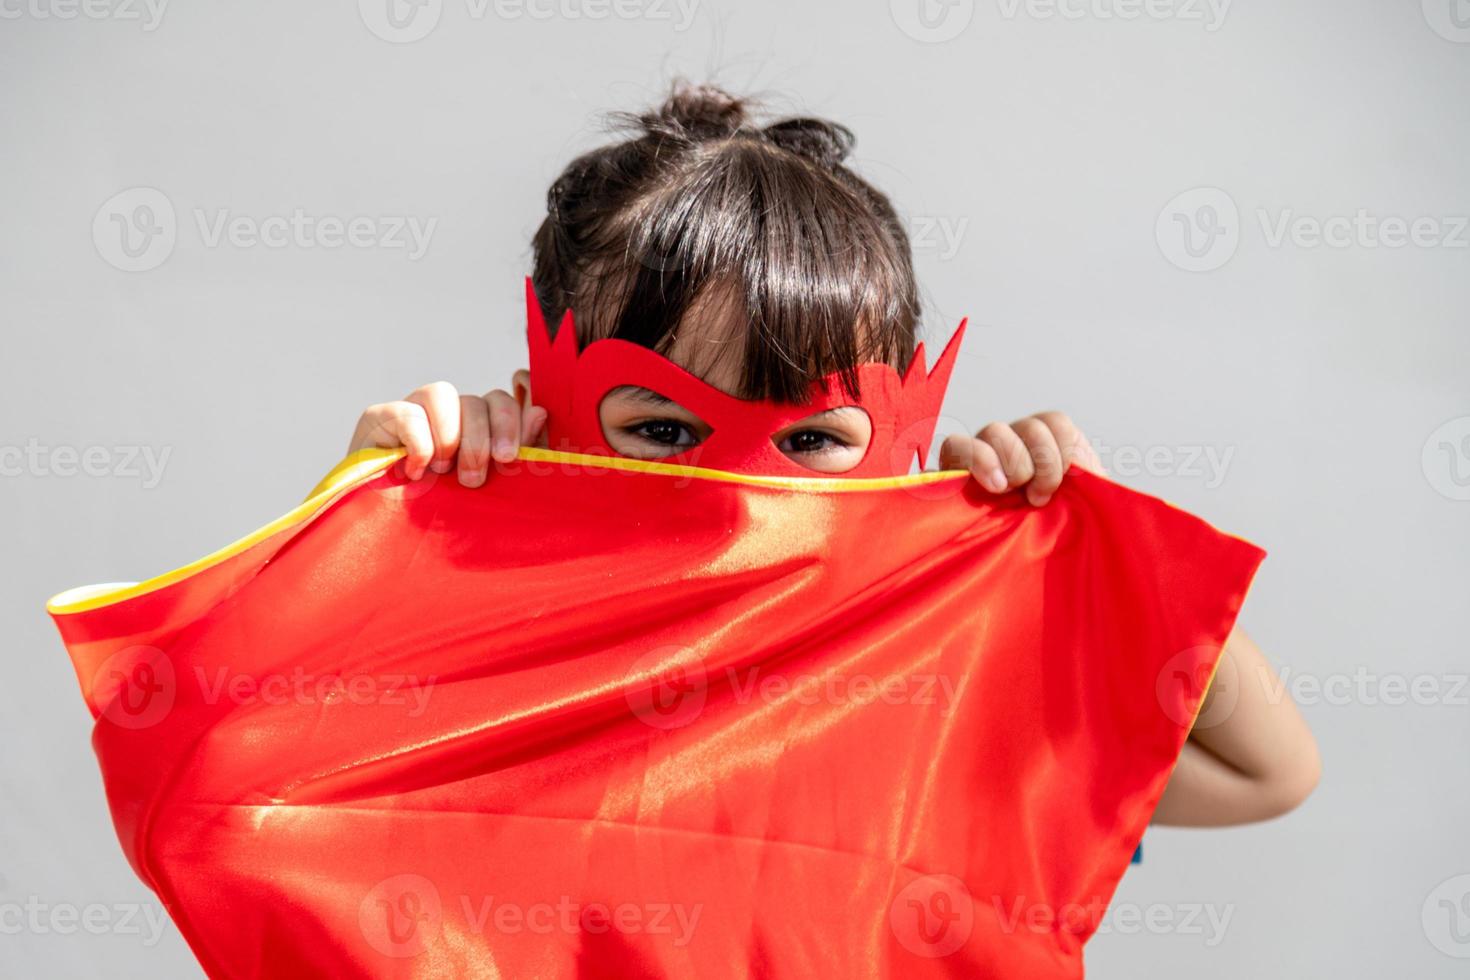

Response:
(592, 301), (876, 474)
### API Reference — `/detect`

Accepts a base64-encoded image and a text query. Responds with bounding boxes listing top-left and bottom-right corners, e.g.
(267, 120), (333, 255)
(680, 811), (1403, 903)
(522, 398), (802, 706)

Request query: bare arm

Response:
(1152, 626), (1320, 825)
(941, 415), (1320, 827)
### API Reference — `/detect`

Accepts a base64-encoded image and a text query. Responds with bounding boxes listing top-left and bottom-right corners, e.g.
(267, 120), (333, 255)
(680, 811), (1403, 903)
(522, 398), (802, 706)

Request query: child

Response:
(347, 81), (1318, 827)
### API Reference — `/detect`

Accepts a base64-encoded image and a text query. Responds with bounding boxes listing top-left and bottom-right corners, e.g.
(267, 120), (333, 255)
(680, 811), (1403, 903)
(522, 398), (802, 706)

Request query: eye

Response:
(600, 387), (713, 461)
(779, 428), (850, 455)
(770, 408), (872, 474)
(627, 419), (699, 448)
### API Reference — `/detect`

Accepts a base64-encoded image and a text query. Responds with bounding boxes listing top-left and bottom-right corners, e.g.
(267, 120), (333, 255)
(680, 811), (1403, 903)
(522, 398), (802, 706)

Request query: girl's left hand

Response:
(939, 411), (1103, 506)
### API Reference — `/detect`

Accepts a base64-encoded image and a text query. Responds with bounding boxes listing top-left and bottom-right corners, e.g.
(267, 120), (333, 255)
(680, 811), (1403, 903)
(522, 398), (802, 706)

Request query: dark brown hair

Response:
(530, 82), (920, 402)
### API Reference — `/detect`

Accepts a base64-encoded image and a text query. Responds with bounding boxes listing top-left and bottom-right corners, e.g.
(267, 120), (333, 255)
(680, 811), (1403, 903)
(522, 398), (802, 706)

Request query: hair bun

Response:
(645, 82), (749, 139)
(761, 117), (855, 167)
(633, 83), (855, 167)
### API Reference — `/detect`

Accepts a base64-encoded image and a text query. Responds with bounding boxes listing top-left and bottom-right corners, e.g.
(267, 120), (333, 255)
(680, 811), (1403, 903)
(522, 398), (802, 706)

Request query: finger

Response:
(348, 409), (387, 455)
(1035, 411), (1097, 475)
(939, 434), (1007, 493)
(1012, 417), (1063, 506)
(511, 368), (532, 409)
(457, 395), (491, 487)
(510, 370), (544, 446)
(359, 403), (433, 480)
(405, 382), (462, 474)
(521, 404), (548, 447)
(484, 389), (522, 465)
(977, 422), (1033, 491)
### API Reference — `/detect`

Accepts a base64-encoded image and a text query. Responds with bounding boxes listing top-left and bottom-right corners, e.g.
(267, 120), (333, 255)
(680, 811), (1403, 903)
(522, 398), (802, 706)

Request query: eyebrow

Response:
(608, 387), (864, 421)
(802, 406), (865, 419)
(609, 385), (678, 407)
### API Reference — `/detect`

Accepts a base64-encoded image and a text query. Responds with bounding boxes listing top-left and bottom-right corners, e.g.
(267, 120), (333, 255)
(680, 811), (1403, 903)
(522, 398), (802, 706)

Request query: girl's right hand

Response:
(348, 377), (547, 487)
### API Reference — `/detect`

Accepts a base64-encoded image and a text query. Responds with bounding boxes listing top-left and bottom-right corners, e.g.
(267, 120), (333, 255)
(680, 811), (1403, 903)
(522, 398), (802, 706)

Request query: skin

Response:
(348, 313), (1320, 828)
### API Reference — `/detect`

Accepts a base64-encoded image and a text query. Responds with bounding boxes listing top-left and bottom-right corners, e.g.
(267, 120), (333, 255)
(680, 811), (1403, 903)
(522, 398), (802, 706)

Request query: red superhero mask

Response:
(524, 279), (968, 478)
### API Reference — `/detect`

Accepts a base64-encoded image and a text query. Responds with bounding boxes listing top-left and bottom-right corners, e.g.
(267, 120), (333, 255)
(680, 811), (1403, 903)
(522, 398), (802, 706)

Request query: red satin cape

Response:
(48, 448), (1263, 979)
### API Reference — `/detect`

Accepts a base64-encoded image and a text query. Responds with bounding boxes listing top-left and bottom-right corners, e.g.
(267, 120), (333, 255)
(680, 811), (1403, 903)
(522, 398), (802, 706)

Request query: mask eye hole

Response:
(771, 407), (873, 474)
(598, 386), (713, 460)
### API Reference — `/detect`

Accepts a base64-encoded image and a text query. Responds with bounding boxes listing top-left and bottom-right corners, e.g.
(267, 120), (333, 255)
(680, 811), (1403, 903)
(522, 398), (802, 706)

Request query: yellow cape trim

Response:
(45, 449), (404, 617)
(47, 447), (969, 616)
(513, 447), (967, 492)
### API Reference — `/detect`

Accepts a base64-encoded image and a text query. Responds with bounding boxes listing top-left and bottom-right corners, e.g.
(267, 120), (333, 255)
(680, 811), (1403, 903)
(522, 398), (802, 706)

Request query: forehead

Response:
(661, 286), (748, 396)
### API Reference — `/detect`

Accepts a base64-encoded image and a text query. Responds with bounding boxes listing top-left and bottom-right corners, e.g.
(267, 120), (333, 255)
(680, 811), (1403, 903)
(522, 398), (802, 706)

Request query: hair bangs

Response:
(532, 83), (920, 404)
